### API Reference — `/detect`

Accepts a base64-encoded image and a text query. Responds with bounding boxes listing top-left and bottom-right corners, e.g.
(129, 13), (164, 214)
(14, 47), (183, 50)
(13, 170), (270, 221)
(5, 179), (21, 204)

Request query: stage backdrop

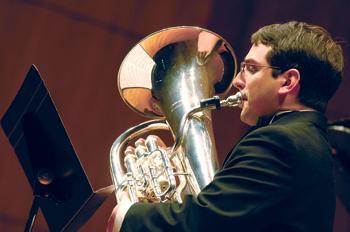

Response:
(0, 0), (349, 231)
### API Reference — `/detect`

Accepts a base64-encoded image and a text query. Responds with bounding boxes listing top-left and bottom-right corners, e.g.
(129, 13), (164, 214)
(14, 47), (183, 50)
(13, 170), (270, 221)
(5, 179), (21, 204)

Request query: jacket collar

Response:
(256, 110), (328, 132)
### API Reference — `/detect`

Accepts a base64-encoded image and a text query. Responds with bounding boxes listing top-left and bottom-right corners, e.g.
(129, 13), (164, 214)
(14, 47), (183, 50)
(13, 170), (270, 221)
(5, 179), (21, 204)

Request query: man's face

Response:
(233, 43), (282, 125)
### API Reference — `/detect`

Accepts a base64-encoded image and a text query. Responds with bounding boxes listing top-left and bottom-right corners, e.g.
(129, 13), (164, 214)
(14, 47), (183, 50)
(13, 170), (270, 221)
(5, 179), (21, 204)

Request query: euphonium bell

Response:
(110, 26), (242, 203)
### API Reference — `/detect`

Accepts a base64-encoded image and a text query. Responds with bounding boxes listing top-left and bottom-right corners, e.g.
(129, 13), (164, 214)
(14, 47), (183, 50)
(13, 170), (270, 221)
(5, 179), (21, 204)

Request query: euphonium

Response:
(110, 26), (243, 204)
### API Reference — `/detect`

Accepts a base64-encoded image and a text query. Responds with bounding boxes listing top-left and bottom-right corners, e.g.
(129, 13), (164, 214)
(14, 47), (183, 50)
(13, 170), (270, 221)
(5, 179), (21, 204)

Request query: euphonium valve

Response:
(110, 26), (239, 203)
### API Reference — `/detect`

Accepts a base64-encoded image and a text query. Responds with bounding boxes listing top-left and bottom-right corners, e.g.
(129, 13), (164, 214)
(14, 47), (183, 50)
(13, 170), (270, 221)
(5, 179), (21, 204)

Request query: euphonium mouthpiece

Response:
(200, 92), (246, 110)
(220, 92), (247, 108)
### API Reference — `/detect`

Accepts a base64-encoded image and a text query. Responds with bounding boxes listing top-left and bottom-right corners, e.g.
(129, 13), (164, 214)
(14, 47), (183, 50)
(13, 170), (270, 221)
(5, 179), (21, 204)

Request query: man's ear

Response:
(278, 69), (300, 95)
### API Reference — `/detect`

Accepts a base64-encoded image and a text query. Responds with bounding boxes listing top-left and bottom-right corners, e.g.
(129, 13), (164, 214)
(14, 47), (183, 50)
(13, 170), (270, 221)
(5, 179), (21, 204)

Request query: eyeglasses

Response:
(240, 61), (282, 75)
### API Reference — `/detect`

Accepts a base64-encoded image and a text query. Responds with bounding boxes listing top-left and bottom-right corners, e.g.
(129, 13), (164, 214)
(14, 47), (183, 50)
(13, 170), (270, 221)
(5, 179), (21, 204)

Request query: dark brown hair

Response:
(251, 21), (344, 112)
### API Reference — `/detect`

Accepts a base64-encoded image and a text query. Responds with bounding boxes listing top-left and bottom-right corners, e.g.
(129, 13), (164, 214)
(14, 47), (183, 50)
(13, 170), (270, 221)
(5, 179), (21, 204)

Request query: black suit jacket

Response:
(121, 111), (335, 232)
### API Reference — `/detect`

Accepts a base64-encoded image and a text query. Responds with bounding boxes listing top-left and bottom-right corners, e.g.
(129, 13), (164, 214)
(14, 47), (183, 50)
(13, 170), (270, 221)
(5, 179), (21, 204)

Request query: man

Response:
(108, 21), (344, 231)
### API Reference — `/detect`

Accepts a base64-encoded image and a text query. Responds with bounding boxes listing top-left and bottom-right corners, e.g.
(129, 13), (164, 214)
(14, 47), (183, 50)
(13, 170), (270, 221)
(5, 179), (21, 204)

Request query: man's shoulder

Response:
(231, 113), (331, 163)
(245, 120), (311, 141)
(248, 111), (326, 140)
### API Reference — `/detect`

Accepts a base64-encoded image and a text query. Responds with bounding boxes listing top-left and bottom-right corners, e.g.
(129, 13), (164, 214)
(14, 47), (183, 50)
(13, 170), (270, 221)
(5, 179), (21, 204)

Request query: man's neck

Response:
(279, 102), (316, 112)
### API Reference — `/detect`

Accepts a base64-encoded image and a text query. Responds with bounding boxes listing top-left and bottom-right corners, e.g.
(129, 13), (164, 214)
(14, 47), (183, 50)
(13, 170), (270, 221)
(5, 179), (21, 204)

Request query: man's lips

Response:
(238, 92), (247, 108)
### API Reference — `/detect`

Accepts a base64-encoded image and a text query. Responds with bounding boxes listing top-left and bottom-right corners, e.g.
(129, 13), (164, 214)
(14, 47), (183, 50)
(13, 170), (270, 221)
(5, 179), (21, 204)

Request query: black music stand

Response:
(1, 65), (115, 231)
(328, 120), (350, 214)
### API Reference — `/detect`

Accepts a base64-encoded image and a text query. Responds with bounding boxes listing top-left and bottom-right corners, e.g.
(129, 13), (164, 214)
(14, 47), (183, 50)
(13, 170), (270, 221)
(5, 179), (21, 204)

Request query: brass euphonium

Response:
(110, 26), (243, 204)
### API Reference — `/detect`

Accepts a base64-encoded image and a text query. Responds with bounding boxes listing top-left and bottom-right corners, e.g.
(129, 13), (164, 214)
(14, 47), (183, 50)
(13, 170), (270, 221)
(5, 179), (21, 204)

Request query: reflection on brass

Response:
(118, 26), (237, 118)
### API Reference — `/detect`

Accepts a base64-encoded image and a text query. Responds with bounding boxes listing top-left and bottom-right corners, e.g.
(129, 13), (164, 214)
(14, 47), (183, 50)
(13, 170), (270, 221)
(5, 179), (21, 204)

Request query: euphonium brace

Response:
(111, 26), (240, 203)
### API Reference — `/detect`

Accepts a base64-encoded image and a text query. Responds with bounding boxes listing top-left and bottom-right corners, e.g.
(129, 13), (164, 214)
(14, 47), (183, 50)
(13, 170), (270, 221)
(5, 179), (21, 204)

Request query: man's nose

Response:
(233, 72), (245, 91)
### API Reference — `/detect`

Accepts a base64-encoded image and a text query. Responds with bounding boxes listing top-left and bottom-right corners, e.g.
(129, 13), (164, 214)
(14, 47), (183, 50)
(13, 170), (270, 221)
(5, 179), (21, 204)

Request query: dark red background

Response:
(0, 0), (349, 231)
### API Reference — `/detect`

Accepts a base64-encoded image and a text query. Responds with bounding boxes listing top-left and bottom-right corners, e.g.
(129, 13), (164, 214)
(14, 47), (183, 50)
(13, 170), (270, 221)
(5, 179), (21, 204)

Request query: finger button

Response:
(145, 135), (159, 152)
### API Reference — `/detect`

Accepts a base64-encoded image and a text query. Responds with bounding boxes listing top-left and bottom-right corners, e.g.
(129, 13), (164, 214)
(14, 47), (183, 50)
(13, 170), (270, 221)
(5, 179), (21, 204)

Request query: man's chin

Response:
(240, 111), (258, 126)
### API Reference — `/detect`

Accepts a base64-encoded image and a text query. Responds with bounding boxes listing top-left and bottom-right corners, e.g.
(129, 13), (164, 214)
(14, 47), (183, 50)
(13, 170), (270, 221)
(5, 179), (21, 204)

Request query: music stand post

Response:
(24, 195), (40, 232)
(1, 65), (114, 231)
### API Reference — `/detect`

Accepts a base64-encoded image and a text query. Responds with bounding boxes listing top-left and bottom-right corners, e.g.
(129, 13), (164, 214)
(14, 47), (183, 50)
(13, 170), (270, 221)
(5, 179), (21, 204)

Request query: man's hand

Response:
(106, 190), (133, 232)
(106, 135), (168, 232)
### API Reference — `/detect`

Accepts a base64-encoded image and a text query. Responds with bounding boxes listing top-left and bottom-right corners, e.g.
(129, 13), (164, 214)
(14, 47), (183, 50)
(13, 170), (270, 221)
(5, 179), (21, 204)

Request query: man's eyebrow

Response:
(243, 58), (259, 64)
